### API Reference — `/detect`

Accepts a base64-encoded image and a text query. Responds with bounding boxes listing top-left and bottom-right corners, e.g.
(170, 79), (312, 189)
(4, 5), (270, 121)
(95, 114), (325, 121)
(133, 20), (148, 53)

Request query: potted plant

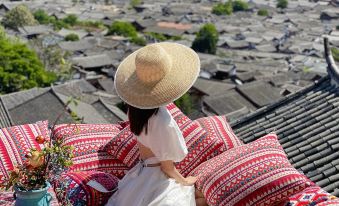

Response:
(3, 99), (82, 206)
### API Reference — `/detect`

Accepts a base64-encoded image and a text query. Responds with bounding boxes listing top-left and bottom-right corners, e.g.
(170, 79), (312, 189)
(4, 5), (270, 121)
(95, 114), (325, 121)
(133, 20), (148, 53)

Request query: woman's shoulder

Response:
(151, 106), (172, 124)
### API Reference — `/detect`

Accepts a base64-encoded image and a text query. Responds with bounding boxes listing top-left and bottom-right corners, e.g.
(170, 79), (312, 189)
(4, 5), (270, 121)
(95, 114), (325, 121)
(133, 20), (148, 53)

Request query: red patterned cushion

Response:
(104, 103), (215, 177)
(54, 124), (129, 179)
(0, 121), (49, 184)
(189, 134), (314, 206)
(54, 171), (118, 206)
(316, 198), (339, 206)
(281, 185), (337, 206)
(195, 115), (243, 154)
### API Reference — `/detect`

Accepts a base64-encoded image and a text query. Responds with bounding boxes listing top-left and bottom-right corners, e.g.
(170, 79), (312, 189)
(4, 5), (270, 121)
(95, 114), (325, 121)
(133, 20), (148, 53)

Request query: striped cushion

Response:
(0, 121), (49, 184)
(281, 185), (337, 206)
(189, 134), (314, 206)
(54, 171), (119, 206)
(317, 198), (339, 206)
(104, 103), (213, 177)
(195, 115), (243, 156)
(54, 124), (129, 179)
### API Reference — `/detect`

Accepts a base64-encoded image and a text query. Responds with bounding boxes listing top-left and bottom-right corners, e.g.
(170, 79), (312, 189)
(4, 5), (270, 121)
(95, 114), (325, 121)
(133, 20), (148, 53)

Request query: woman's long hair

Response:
(128, 104), (159, 136)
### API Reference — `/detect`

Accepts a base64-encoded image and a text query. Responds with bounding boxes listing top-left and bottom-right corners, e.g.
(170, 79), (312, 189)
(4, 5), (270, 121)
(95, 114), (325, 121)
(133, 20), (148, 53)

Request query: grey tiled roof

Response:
(193, 78), (236, 96)
(0, 79), (127, 126)
(72, 54), (112, 69)
(92, 99), (127, 122)
(55, 92), (109, 124)
(8, 90), (74, 125)
(2, 87), (50, 110)
(203, 89), (256, 116)
(0, 98), (12, 128)
(230, 76), (339, 196)
(236, 81), (282, 107)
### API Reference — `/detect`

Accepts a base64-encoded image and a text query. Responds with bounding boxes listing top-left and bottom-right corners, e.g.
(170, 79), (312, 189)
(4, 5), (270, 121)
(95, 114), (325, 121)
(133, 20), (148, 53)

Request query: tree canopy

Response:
(174, 93), (193, 115)
(108, 21), (138, 37)
(212, 2), (233, 15)
(0, 27), (56, 93)
(332, 48), (339, 62)
(212, 0), (249, 15)
(108, 21), (146, 46)
(257, 8), (269, 16)
(277, 0), (288, 9)
(233, 0), (249, 11)
(65, 33), (80, 41)
(33, 9), (50, 24)
(2, 4), (37, 30)
(191, 23), (219, 54)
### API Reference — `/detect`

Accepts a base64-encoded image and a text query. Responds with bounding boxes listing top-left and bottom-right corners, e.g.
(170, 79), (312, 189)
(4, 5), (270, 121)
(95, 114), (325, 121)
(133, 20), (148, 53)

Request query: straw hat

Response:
(114, 42), (200, 109)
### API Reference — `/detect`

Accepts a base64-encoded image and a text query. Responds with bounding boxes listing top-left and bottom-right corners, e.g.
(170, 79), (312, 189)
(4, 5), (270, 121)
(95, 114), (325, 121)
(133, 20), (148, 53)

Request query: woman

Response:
(106, 42), (206, 205)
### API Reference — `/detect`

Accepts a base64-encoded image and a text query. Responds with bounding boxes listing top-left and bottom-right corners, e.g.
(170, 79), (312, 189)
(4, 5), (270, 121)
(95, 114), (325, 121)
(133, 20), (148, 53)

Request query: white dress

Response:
(105, 107), (196, 206)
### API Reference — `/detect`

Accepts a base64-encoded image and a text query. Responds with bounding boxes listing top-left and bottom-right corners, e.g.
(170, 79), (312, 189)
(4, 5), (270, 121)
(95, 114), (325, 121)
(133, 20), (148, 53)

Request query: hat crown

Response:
(135, 44), (172, 84)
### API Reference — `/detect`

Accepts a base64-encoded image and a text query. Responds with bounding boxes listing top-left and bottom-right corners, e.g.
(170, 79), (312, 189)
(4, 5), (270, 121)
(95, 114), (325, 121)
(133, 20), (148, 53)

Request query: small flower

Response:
(27, 151), (45, 168)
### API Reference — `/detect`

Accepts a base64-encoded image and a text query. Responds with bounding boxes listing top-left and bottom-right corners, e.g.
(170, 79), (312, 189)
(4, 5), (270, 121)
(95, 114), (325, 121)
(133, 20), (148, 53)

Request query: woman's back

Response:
(138, 142), (155, 160)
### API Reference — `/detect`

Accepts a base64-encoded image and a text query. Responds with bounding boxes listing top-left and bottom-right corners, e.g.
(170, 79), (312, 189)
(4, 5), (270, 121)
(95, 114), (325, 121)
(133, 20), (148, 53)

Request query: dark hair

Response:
(128, 104), (159, 136)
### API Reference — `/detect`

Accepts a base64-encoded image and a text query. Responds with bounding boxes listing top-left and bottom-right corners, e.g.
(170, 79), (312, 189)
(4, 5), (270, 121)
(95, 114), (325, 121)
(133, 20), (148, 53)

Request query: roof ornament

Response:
(324, 36), (339, 87)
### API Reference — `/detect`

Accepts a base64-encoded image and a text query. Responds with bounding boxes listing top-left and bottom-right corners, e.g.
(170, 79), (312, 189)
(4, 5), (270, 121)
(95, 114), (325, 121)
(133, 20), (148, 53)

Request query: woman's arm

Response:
(160, 160), (197, 186)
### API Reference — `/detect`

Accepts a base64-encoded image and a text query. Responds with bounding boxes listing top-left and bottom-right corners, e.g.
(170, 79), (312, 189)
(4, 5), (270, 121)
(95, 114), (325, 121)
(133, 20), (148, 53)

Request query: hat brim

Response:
(114, 42), (200, 109)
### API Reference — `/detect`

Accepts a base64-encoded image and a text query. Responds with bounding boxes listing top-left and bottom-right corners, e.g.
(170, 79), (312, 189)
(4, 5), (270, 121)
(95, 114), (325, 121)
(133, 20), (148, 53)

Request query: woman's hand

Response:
(183, 176), (198, 186)
(160, 160), (198, 186)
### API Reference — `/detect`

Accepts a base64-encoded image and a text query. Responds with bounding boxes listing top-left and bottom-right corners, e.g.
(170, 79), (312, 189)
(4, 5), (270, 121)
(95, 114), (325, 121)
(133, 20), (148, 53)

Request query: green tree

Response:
(212, 2), (233, 15)
(108, 21), (138, 37)
(48, 16), (68, 30)
(331, 48), (339, 62)
(130, 0), (142, 7)
(174, 93), (193, 115)
(33, 9), (50, 24)
(65, 33), (79, 41)
(0, 27), (56, 93)
(30, 38), (73, 82)
(107, 21), (146, 45)
(277, 0), (288, 9)
(257, 8), (269, 16)
(131, 36), (146, 46)
(2, 5), (37, 30)
(63, 14), (78, 26)
(191, 23), (219, 55)
(233, 0), (249, 11)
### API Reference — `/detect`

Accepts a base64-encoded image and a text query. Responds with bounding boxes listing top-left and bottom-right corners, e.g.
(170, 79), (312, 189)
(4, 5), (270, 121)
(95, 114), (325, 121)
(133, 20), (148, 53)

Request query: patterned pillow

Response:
(195, 115), (243, 155)
(316, 198), (339, 206)
(281, 185), (337, 206)
(104, 103), (222, 177)
(0, 121), (49, 184)
(189, 134), (314, 206)
(54, 124), (129, 179)
(54, 171), (119, 206)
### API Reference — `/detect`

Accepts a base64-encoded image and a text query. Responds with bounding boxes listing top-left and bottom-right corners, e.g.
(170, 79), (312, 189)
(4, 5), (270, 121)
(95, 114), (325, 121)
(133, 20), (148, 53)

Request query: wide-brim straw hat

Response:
(114, 42), (200, 109)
